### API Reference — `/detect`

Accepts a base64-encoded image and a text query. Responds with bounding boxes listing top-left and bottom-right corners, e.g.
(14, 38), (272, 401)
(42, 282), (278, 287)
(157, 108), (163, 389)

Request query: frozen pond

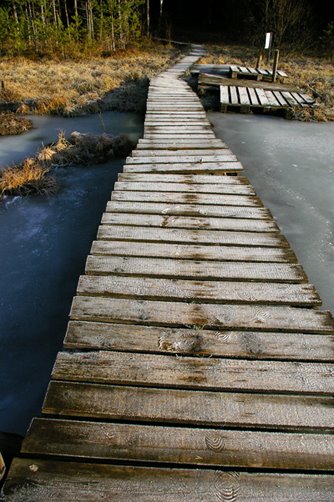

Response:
(0, 112), (143, 436)
(209, 112), (334, 315)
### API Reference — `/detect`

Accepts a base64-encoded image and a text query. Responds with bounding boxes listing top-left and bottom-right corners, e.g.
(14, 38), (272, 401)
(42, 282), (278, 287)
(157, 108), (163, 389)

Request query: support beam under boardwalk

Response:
(2, 45), (334, 501)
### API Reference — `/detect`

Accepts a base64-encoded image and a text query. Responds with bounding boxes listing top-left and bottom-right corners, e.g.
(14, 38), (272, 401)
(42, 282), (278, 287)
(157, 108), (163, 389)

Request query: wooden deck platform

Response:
(192, 63), (288, 81)
(220, 84), (316, 113)
(2, 46), (334, 501)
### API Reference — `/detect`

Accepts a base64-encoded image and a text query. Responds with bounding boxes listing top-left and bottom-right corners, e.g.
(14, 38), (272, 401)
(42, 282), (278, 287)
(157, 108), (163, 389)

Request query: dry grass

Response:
(0, 129), (136, 197)
(0, 43), (181, 116)
(200, 44), (334, 121)
(0, 113), (33, 136)
(0, 158), (57, 196)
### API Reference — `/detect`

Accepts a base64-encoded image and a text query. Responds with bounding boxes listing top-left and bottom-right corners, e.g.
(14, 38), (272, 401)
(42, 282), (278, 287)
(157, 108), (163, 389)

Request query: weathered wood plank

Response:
(255, 88), (270, 106)
(105, 201), (271, 219)
(5, 459), (334, 501)
(131, 149), (230, 157)
(248, 87), (259, 106)
(123, 162), (243, 174)
(101, 213), (278, 232)
(265, 90), (280, 107)
(238, 87), (250, 106)
(90, 240), (295, 263)
(70, 297), (334, 333)
(23, 419), (334, 471)
(137, 140), (226, 148)
(78, 275), (317, 307)
(97, 225), (289, 247)
(230, 86), (239, 105)
(272, 90), (289, 107)
(64, 320), (334, 361)
(111, 191), (260, 206)
(85, 256), (304, 282)
(117, 173), (249, 185)
(125, 155), (237, 164)
(53, 350), (332, 394)
(113, 181), (254, 195)
(43, 381), (334, 430)
(206, 73), (294, 90)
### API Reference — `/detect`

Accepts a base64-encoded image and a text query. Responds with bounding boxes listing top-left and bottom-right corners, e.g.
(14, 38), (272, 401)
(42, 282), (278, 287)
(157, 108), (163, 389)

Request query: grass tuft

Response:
(0, 159), (57, 196)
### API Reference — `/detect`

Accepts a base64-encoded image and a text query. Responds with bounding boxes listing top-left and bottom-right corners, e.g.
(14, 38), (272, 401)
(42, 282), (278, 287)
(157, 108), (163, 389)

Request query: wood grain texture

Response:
(70, 296), (334, 333)
(113, 180), (255, 194)
(5, 459), (334, 501)
(101, 212), (278, 231)
(125, 155), (237, 165)
(90, 240), (295, 262)
(85, 256), (304, 282)
(52, 350), (334, 395)
(23, 418), (334, 471)
(97, 225), (289, 247)
(123, 162), (243, 173)
(64, 320), (334, 361)
(78, 275), (318, 307)
(117, 173), (249, 184)
(105, 200), (271, 219)
(111, 191), (260, 206)
(43, 381), (334, 430)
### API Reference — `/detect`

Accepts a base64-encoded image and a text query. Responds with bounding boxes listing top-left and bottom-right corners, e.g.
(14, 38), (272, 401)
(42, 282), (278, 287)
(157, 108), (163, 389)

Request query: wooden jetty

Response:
(220, 84), (316, 114)
(2, 45), (334, 500)
(192, 63), (288, 81)
(194, 65), (316, 115)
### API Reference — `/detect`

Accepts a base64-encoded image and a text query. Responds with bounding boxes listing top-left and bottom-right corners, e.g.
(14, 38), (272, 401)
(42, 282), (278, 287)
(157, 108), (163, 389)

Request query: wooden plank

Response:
(84, 255), (304, 281)
(248, 87), (259, 106)
(78, 275), (317, 307)
(299, 92), (316, 105)
(238, 66), (250, 75)
(53, 350), (332, 394)
(113, 181), (254, 194)
(101, 213), (277, 232)
(203, 73), (294, 91)
(125, 155), (237, 165)
(111, 191), (260, 206)
(137, 140), (225, 148)
(238, 87), (250, 106)
(143, 135), (217, 140)
(230, 86), (239, 105)
(272, 90), (289, 107)
(70, 297), (334, 333)
(97, 225), (289, 247)
(282, 91), (299, 107)
(220, 85), (229, 104)
(23, 419), (334, 471)
(5, 459), (334, 501)
(122, 163), (243, 174)
(65, 320), (334, 362)
(90, 240), (295, 263)
(144, 125), (212, 131)
(265, 90), (280, 107)
(255, 88), (270, 106)
(43, 381), (334, 429)
(106, 201), (271, 219)
(131, 149), (230, 157)
(117, 173), (249, 185)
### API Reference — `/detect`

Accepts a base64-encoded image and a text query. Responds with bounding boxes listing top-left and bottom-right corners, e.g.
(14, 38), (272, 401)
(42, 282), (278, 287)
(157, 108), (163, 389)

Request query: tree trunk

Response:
(146, 0), (150, 36)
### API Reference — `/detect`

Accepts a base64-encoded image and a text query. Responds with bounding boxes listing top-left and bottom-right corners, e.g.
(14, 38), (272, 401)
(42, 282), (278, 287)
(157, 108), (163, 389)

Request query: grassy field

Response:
(0, 42), (182, 116)
(200, 45), (334, 121)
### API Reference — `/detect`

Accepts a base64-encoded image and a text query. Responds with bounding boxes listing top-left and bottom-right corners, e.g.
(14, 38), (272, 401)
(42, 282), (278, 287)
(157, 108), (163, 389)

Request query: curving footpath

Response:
(2, 45), (334, 501)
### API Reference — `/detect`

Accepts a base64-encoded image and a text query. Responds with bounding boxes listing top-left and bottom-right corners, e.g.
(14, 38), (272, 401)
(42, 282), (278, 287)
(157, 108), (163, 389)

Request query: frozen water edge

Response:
(209, 111), (334, 315)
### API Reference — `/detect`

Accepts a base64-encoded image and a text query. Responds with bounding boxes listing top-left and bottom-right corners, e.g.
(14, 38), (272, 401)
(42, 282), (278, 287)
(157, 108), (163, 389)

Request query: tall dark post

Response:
(272, 49), (280, 82)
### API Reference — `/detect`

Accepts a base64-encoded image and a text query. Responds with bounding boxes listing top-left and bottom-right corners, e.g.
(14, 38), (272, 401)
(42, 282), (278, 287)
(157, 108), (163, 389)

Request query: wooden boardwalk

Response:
(2, 46), (334, 501)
